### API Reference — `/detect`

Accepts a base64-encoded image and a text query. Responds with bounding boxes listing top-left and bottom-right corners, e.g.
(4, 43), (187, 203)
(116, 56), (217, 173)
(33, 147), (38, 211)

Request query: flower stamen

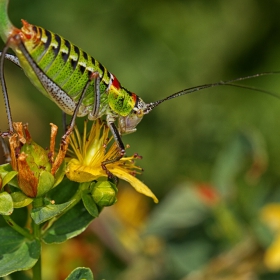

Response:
(66, 120), (158, 203)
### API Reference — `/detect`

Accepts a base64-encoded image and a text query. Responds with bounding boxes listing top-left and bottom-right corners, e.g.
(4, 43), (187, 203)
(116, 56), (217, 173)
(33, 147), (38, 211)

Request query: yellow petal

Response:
(260, 203), (280, 232)
(264, 233), (280, 271)
(66, 159), (158, 204)
(111, 167), (158, 203)
(66, 159), (106, 182)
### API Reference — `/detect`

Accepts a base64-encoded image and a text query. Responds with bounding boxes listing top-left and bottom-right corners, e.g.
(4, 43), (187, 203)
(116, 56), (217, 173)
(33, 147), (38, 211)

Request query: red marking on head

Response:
(112, 75), (121, 89)
(131, 93), (137, 103)
(20, 19), (38, 41)
(20, 19), (31, 40)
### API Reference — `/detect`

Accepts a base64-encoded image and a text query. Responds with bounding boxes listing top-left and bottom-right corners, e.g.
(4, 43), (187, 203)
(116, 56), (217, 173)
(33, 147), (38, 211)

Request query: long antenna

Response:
(0, 38), (13, 132)
(144, 72), (280, 114)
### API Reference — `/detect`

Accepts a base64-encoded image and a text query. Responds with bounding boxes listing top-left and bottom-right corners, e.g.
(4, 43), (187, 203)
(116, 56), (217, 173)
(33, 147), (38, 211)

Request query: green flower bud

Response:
(17, 141), (54, 197)
(91, 180), (118, 207)
(7, 123), (65, 198)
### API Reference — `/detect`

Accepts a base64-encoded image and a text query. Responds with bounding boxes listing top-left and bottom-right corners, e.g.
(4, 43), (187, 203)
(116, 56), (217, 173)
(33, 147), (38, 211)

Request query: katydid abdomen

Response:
(14, 20), (138, 120)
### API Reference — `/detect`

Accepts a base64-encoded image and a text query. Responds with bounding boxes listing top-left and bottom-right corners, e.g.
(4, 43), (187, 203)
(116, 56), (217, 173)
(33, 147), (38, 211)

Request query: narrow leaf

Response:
(11, 192), (33, 208)
(82, 191), (99, 218)
(66, 267), (94, 280)
(2, 171), (18, 187)
(31, 200), (75, 224)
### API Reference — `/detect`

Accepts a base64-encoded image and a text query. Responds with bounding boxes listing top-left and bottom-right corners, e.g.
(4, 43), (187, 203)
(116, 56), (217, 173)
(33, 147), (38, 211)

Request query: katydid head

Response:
(118, 96), (147, 134)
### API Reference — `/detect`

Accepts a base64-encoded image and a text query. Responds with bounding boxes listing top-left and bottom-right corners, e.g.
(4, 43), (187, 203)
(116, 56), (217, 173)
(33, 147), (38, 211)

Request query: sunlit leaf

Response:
(0, 192), (13, 215)
(31, 200), (75, 224)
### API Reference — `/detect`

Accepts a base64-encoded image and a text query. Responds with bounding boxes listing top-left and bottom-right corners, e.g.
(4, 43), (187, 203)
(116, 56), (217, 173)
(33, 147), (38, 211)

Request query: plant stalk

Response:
(31, 198), (43, 280)
(2, 214), (33, 239)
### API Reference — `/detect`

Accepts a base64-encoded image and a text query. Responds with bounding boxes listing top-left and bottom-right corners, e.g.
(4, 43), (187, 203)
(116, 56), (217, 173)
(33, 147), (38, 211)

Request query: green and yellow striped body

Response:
(12, 20), (138, 119)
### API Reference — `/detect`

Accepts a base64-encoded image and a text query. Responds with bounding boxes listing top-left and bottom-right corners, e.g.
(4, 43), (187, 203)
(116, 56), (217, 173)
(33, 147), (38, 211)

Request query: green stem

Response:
(2, 214), (33, 239)
(32, 198), (43, 241)
(0, 0), (14, 41)
(32, 255), (42, 280)
(33, 221), (41, 239)
(32, 198), (43, 280)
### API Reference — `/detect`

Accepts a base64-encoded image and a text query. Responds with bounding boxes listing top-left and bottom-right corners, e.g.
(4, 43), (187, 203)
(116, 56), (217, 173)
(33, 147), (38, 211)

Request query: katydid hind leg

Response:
(0, 136), (11, 163)
(0, 51), (22, 133)
(62, 76), (94, 140)
(52, 76), (95, 174)
(89, 72), (101, 120)
(0, 52), (21, 68)
(62, 111), (67, 133)
(0, 40), (14, 132)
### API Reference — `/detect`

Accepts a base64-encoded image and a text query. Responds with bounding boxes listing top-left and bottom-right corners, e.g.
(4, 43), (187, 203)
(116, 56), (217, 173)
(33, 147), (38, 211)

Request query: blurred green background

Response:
(2, 0), (280, 279)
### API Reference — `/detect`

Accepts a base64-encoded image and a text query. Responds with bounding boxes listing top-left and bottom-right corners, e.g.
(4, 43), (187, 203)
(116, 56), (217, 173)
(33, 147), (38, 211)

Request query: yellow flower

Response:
(65, 120), (158, 203)
(260, 203), (280, 271)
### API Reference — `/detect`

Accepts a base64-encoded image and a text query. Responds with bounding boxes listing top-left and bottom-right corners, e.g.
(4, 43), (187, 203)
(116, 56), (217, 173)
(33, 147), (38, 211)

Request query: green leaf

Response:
(42, 200), (95, 244)
(0, 208), (29, 228)
(82, 191), (99, 218)
(11, 192), (33, 208)
(0, 164), (19, 188)
(0, 163), (14, 178)
(66, 267), (94, 280)
(36, 170), (55, 197)
(0, 192), (13, 215)
(31, 200), (75, 224)
(2, 171), (18, 187)
(0, 227), (40, 277)
(53, 160), (66, 188)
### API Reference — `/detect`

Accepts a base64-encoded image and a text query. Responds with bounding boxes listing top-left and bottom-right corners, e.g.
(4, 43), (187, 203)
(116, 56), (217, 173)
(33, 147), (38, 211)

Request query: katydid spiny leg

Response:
(89, 72), (101, 120)
(62, 111), (67, 133)
(0, 135), (10, 162)
(90, 72), (126, 177)
(0, 52), (21, 67)
(51, 73), (97, 174)
(0, 37), (15, 132)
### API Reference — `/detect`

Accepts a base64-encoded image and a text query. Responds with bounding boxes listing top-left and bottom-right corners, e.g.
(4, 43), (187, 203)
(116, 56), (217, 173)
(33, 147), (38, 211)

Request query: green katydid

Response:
(0, 0), (279, 173)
